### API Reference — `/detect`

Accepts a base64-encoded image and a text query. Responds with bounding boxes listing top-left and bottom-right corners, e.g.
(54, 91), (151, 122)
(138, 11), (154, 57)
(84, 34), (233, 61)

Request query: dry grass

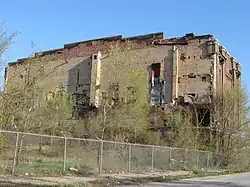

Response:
(0, 136), (214, 177)
(1, 131), (248, 179)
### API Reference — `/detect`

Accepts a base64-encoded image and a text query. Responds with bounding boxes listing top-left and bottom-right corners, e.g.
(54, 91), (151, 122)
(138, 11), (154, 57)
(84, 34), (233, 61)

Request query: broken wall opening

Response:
(150, 63), (164, 106)
(151, 63), (161, 79)
(198, 107), (210, 127)
(190, 105), (211, 148)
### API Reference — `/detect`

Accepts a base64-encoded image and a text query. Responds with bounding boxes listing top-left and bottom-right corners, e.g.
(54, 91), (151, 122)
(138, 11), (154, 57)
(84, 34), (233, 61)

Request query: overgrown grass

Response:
(16, 161), (64, 176)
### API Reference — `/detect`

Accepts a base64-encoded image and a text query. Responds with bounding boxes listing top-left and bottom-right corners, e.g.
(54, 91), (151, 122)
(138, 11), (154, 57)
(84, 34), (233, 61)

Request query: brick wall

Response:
(5, 32), (241, 107)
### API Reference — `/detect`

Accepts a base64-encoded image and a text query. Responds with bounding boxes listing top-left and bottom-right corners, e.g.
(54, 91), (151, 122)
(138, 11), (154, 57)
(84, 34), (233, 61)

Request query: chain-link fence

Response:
(0, 130), (216, 176)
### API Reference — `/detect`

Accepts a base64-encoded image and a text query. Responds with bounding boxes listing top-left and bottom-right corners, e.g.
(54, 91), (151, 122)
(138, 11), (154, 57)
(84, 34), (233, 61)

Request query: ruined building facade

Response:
(4, 32), (241, 125)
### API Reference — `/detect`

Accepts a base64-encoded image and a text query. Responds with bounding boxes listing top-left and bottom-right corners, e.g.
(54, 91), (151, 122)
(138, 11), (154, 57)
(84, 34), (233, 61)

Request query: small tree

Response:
(154, 105), (197, 148)
(35, 88), (74, 136)
(0, 22), (16, 63)
(213, 84), (250, 169)
(103, 45), (150, 142)
(80, 44), (151, 142)
(0, 23), (17, 151)
(1, 47), (74, 169)
(0, 23), (16, 127)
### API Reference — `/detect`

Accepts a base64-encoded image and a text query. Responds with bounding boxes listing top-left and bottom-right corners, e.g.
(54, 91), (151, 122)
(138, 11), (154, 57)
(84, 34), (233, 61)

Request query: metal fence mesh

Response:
(15, 135), (64, 176)
(66, 138), (100, 175)
(102, 142), (129, 173)
(0, 130), (222, 176)
(171, 148), (185, 170)
(184, 149), (197, 170)
(153, 147), (171, 172)
(130, 145), (152, 173)
(197, 151), (208, 170)
(0, 132), (16, 174)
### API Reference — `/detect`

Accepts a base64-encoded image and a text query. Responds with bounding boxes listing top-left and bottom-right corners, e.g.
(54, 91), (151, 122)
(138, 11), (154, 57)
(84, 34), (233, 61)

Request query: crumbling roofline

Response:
(64, 35), (123, 48)
(60, 32), (164, 50)
(219, 45), (241, 66)
(8, 32), (214, 66)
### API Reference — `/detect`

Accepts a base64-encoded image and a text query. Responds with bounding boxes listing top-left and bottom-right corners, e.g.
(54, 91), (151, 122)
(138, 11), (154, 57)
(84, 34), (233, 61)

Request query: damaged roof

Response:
(8, 32), (214, 66)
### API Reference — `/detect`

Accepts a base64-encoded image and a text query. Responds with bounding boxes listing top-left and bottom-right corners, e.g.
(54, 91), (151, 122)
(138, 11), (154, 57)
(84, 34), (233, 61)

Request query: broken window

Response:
(73, 90), (89, 105)
(180, 53), (187, 61)
(236, 71), (241, 79)
(188, 93), (196, 97)
(150, 63), (164, 106)
(201, 74), (210, 82)
(198, 108), (210, 127)
(188, 73), (196, 78)
(4, 67), (8, 81)
(229, 69), (233, 75)
(201, 76), (206, 82)
(151, 63), (161, 86)
(76, 69), (80, 85)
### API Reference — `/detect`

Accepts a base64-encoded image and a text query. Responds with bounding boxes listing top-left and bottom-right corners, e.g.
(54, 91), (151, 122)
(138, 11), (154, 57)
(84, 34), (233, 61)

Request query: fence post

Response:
(63, 137), (67, 172)
(99, 141), (104, 174)
(169, 147), (173, 170)
(184, 149), (187, 170)
(128, 143), (131, 172)
(151, 146), (155, 172)
(206, 151), (210, 169)
(12, 132), (20, 175)
(196, 150), (199, 169)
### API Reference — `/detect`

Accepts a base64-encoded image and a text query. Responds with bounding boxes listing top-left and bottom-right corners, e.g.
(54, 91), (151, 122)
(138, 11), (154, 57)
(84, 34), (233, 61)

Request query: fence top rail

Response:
(0, 129), (210, 153)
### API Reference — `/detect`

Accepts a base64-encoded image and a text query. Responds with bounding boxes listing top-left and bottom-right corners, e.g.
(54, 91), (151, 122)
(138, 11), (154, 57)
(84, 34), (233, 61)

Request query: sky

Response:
(1, 0), (250, 93)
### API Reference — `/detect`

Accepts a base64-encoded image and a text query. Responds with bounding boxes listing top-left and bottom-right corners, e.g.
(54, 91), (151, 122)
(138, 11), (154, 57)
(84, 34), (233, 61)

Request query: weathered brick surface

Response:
(101, 46), (171, 95)
(177, 38), (213, 97)
(5, 32), (241, 106)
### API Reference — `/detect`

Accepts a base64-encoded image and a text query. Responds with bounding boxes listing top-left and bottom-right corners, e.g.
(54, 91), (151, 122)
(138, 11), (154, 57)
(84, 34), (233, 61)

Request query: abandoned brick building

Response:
(4, 32), (241, 128)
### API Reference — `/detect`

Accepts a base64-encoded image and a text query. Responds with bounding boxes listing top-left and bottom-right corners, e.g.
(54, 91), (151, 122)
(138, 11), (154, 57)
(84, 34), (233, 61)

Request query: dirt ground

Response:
(0, 171), (192, 186)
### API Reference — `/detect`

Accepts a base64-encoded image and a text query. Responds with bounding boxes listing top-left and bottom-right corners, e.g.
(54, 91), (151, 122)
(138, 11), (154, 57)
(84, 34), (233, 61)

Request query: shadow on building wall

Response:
(67, 57), (97, 117)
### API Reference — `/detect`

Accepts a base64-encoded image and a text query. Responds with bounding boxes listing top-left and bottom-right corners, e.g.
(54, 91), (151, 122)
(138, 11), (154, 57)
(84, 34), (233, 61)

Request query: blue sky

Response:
(1, 0), (250, 92)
